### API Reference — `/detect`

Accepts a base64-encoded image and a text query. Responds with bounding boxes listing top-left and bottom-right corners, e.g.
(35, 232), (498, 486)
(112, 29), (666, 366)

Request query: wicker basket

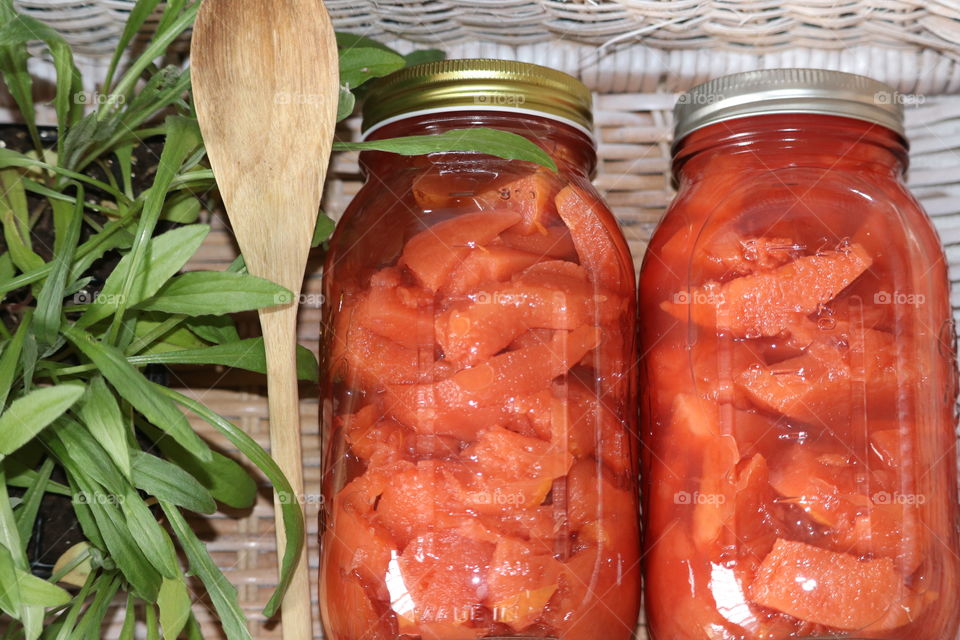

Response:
(7, 2), (960, 639)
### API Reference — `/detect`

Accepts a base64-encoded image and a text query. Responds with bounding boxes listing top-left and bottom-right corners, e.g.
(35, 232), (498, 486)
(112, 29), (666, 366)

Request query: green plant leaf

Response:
(157, 577), (191, 640)
(62, 325), (212, 462)
(0, 544), (20, 618)
(336, 86), (355, 123)
(120, 486), (180, 578)
(312, 211), (336, 247)
(335, 127), (559, 172)
(404, 48), (445, 66)
(335, 32), (398, 53)
(15, 571), (71, 608)
(0, 385), (83, 460)
(35, 189), (84, 346)
(103, 0), (164, 92)
(118, 594), (137, 640)
(45, 416), (127, 495)
(105, 115), (203, 344)
(184, 315), (240, 345)
(135, 271), (292, 315)
(71, 573), (121, 638)
(13, 458), (52, 543)
(161, 193), (201, 223)
(130, 450), (216, 514)
(0, 13), (82, 153)
(0, 309), (31, 410)
(79, 376), (132, 479)
(0, 5), (41, 154)
(160, 389), (303, 618)
(76, 223), (210, 329)
(139, 424), (256, 509)
(78, 479), (161, 601)
(128, 338), (319, 382)
(339, 47), (405, 89)
(162, 503), (253, 640)
(0, 170), (43, 273)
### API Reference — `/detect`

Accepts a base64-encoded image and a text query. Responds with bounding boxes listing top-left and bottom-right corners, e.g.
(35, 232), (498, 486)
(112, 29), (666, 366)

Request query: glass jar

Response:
(639, 69), (960, 640)
(319, 59), (641, 640)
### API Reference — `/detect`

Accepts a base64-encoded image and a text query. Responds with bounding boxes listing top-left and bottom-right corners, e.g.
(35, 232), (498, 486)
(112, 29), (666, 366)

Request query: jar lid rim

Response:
(673, 68), (905, 144)
(361, 58), (594, 135)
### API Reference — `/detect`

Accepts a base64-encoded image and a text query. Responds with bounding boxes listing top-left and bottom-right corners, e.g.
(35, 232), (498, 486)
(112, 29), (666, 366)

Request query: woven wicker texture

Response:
(5, 1), (960, 638)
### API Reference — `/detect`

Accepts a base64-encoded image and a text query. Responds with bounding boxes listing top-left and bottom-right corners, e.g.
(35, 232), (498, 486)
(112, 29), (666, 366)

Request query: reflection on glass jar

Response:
(319, 60), (641, 640)
(640, 69), (960, 640)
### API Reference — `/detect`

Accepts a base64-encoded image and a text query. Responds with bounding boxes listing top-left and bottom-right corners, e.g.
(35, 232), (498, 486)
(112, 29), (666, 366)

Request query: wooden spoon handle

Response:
(260, 305), (312, 639)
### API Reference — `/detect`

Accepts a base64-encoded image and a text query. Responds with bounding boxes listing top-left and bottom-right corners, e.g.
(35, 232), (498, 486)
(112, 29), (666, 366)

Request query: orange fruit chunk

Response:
(663, 243), (872, 337)
(748, 538), (913, 631)
(486, 537), (561, 630)
(464, 425), (573, 483)
(385, 326), (600, 438)
(555, 183), (627, 291)
(439, 245), (545, 298)
(400, 210), (521, 291)
(353, 283), (434, 349)
(542, 544), (641, 640)
(395, 530), (495, 633)
(738, 327), (900, 424)
(499, 224), (578, 260)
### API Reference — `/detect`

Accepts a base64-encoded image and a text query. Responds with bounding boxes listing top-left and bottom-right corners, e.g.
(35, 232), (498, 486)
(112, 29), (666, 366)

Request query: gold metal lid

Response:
(673, 68), (906, 145)
(360, 59), (593, 138)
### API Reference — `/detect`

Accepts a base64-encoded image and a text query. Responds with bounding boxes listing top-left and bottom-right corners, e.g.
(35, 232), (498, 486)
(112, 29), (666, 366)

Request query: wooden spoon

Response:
(191, 1), (338, 636)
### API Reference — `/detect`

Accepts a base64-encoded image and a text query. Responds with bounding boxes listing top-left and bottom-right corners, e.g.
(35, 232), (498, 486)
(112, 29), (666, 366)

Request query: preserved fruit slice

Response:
(555, 184), (625, 290)
(401, 210), (521, 291)
(748, 538), (914, 631)
(663, 243), (872, 337)
(439, 245), (545, 297)
(486, 537), (561, 630)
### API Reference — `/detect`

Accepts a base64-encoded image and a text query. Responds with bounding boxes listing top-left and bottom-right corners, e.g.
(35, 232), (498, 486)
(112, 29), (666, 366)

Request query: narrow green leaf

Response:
(105, 116), (203, 344)
(136, 271), (291, 316)
(13, 458), (52, 543)
(50, 567), (98, 640)
(0, 170), (43, 273)
(160, 389), (303, 617)
(339, 47), (405, 89)
(0, 310), (31, 410)
(336, 128), (559, 172)
(67, 478), (104, 550)
(335, 32), (398, 53)
(312, 211), (336, 247)
(161, 193), (201, 223)
(404, 48), (445, 66)
(80, 480), (160, 601)
(75, 223), (210, 328)
(62, 325), (212, 462)
(72, 573), (121, 638)
(118, 594), (137, 640)
(120, 486), (180, 578)
(79, 376), (132, 479)
(44, 418), (127, 498)
(0, 8), (41, 153)
(139, 423), (256, 510)
(0, 14), (83, 150)
(130, 450), (216, 514)
(35, 189), (84, 346)
(16, 571), (71, 608)
(112, 2), (198, 100)
(103, 0), (164, 92)
(184, 314), (240, 345)
(336, 87), (355, 123)
(0, 544), (20, 618)
(162, 503), (253, 640)
(128, 338), (319, 382)
(158, 577), (191, 640)
(0, 385), (83, 460)
(20, 331), (36, 392)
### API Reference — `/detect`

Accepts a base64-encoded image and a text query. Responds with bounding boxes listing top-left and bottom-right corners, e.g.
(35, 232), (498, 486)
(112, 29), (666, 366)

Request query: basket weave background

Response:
(5, 1), (960, 638)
